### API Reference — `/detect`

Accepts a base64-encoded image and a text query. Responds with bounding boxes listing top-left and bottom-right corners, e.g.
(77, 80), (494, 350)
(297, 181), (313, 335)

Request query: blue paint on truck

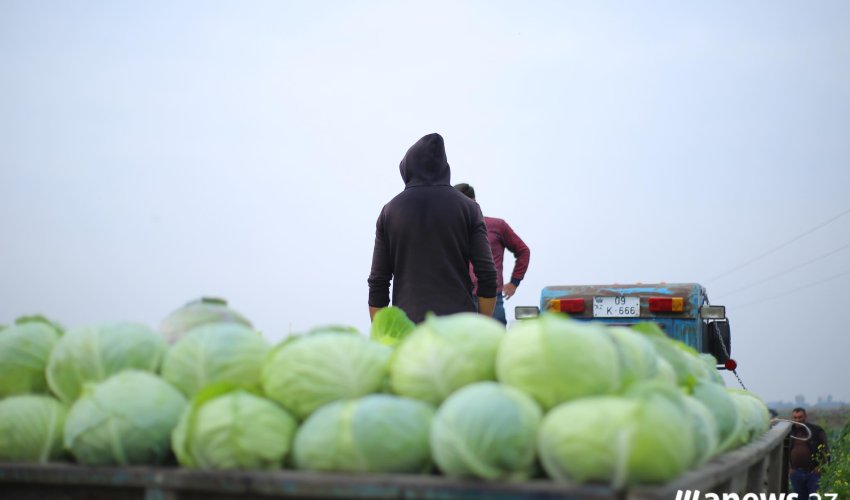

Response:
(532, 283), (730, 363)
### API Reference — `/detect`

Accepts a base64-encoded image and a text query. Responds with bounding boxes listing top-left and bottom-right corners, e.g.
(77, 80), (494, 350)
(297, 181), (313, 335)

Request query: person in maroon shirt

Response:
(454, 183), (530, 324)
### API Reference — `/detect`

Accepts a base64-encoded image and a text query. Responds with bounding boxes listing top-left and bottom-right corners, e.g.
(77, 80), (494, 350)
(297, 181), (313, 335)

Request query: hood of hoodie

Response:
(399, 133), (451, 187)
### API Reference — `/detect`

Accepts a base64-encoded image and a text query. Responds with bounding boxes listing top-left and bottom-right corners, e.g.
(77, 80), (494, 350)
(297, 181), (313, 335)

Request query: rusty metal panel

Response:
(540, 283), (702, 319)
(0, 422), (790, 500)
(538, 283), (706, 350)
(0, 463), (619, 500)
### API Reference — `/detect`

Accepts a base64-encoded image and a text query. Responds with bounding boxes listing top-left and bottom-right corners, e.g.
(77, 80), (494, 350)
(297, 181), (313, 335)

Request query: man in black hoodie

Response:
(368, 133), (498, 323)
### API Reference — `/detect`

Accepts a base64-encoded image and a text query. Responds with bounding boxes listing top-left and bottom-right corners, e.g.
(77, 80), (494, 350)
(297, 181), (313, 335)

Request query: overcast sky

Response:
(2, 1), (849, 404)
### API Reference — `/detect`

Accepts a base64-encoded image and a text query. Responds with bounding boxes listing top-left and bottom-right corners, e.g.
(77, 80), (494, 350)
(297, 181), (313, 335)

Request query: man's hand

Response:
(503, 282), (518, 299)
(369, 306), (384, 322)
(478, 296), (496, 318)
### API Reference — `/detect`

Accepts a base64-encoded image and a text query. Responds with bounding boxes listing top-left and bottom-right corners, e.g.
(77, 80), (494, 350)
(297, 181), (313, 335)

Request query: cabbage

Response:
(631, 322), (708, 390)
(604, 326), (659, 389)
(46, 322), (167, 404)
(161, 323), (270, 398)
(539, 397), (637, 486)
(64, 370), (187, 465)
(682, 395), (719, 466)
(262, 332), (391, 419)
(653, 357), (678, 386)
(431, 382), (542, 480)
(725, 388), (771, 448)
(389, 313), (504, 406)
(691, 380), (742, 452)
(172, 384), (297, 469)
(698, 353), (725, 385)
(306, 324), (361, 335)
(0, 321), (61, 397)
(538, 385), (694, 487)
(293, 394), (434, 473)
(158, 297), (252, 344)
(370, 306), (415, 346)
(14, 314), (65, 334)
(0, 395), (67, 463)
(496, 314), (621, 410)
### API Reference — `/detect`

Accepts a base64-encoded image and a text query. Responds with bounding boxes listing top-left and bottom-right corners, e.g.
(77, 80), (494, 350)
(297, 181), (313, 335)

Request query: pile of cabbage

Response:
(0, 301), (772, 489)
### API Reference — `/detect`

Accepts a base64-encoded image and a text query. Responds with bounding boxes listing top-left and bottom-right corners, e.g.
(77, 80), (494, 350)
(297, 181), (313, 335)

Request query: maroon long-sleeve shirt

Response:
(470, 216), (530, 294)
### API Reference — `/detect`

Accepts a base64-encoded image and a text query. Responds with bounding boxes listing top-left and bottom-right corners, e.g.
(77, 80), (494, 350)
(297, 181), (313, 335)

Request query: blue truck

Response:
(515, 282), (736, 370)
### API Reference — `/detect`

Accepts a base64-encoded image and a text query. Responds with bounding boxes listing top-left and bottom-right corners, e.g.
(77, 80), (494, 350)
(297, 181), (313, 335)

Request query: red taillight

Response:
(648, 296), (684, 312)
(549, 298), (585, 314)
(724, 359), (738, 371)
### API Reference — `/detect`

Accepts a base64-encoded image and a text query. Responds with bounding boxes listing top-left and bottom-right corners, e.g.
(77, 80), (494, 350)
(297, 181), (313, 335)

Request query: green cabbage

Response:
(305, 324), (361, 335)
(698, 353), (725, 385)
(64, 370), (187, 465)
(0, 395), (67, 463)
(172, 384), (297, 469)
(262, 332), (391, 420)
(370, 306), (415, 346)
(691, 380), (742, 452)
(158, 297), (253, 344)
(14, 314), (65, 334)
(496, 314), (621, 410)
(653, 356), (678, 386)
(161, 323), (271, 398)
(682, 395), (719, 466)
(631, 322), (709, 390)
(725, 388), (771, 449)
(430, 382), (542, 480)
(293, 394), (434, 473)
(538, 385), (694, 487)
(46, 322), (167, 404)
(539, 397), (637, 486)
(389, 313), (504, 406)
(0, 321), (61, 397)
(604, 326), (659, 389)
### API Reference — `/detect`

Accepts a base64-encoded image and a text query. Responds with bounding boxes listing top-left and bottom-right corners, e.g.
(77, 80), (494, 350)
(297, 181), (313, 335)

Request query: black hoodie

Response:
(368, 133), (497, 323)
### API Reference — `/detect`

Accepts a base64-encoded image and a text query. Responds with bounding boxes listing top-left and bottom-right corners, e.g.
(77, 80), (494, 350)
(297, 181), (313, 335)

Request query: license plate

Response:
(593, 296), (640, 317)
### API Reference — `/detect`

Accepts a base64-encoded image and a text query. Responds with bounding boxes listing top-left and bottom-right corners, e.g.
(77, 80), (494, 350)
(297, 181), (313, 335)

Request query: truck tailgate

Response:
(0, 422), (791, 500)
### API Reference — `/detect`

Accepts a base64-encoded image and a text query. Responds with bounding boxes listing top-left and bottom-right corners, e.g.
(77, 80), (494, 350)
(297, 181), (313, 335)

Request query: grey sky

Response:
(2, 1), (849, 403)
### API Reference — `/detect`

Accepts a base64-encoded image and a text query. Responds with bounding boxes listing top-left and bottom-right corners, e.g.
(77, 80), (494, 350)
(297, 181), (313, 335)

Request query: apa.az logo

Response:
(675, 491), (839, 500)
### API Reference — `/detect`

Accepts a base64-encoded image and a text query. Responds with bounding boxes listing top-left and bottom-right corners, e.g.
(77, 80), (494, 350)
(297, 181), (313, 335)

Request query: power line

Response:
(714, 241), (850, 300)
(705, 207), (850, 284)
(729, 269), (850, 309)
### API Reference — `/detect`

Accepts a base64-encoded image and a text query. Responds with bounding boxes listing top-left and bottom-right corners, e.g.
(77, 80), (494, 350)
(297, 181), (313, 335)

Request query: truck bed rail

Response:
(0, 422), (791, 500)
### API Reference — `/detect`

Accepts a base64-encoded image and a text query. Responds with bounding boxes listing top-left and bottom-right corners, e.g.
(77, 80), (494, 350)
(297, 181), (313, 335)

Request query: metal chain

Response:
(708, 320), (747, 389)
(705, 290), (748, 390)
(705, 294), (747, 391)
(711, 320), (747, 389)
(731, 369), (747, 391)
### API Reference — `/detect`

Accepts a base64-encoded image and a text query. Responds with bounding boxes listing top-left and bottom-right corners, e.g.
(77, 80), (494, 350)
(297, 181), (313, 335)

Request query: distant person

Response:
(454, 183), (530, 325)
(368, 133), (497, 323)
(789, 407), (830, 497)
